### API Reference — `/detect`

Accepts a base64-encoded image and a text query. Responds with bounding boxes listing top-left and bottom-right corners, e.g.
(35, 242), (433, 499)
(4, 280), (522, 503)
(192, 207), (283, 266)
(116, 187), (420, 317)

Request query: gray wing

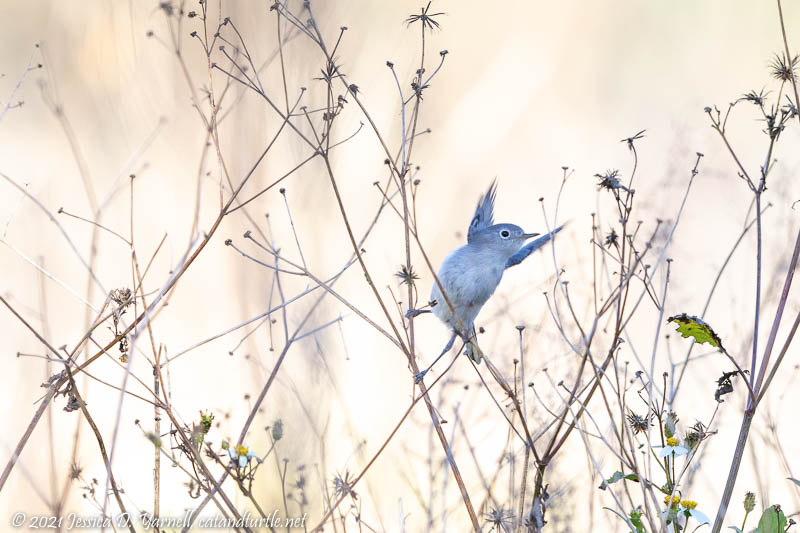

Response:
(467, 180), (497, 243)
(505, 224), (566, 269)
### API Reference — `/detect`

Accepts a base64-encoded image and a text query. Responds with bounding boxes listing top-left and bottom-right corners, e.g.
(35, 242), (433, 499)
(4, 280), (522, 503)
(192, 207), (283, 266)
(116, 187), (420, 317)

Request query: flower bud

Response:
(272, 419), (284, 441)
(664, 411), (679, 438)
(744, 491), (756, 513)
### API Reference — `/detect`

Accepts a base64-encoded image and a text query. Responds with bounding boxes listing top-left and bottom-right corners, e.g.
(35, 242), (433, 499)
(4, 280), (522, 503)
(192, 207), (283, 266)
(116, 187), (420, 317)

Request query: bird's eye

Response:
(500, 230), (510, 238)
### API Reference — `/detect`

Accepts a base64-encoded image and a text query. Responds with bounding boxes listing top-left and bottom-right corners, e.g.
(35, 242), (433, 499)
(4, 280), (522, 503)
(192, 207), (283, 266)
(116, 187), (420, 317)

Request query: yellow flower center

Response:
(235, 445), (249, 456)
(666, 436), (679, 447)
(681, 500), (698, 509)
(664, 495), (680, 506)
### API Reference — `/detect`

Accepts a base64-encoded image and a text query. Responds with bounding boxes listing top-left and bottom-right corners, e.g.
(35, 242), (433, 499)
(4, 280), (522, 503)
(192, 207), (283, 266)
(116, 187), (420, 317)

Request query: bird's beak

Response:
(521, 232), (540, 240)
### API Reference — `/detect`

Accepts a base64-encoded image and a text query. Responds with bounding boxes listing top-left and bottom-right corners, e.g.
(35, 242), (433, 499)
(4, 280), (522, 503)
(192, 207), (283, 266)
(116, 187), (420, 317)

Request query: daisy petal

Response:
(673, 446), (689, 457)
(690, 509), (709, 525)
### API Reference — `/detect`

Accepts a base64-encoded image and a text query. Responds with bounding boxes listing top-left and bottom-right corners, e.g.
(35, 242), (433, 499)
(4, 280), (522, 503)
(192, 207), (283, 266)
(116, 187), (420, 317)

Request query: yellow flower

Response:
(666, 436), (679, 447)
(680, 500), (709, 525)
(664, 495), (680, 507)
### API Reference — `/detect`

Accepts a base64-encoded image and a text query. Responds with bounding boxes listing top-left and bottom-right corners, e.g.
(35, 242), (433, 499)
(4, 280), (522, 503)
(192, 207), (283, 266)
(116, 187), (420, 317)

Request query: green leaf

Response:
(756, 505), (787, 533)
(668, 313), (723, 349)
(600, 471), (639, 490)
(630, 509), (645, 533)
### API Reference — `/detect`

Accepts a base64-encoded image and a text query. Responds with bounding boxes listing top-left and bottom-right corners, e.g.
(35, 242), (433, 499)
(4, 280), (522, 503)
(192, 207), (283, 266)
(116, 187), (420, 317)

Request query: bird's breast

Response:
(430, 245), (505, 324)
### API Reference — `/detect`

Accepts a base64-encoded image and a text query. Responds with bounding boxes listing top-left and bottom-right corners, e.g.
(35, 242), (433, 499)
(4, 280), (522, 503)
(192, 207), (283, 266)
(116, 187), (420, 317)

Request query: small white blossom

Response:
(227, 443), (261, 468)
(655, 437), (689, 458)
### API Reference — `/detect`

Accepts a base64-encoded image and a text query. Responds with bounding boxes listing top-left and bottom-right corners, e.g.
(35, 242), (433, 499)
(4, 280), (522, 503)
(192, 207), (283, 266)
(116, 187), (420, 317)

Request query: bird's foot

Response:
(405, 308), (430, 319)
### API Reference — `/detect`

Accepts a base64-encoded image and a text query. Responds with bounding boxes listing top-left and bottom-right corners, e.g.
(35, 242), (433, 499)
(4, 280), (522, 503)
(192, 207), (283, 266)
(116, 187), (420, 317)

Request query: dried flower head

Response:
(405, 1), (444, 32)
(485, 508), (513, 531)
(395, 264), (420, 287)
(620, 129), (646, 151)
(715, 370), (739, 402)
(605, 228), (619, 248)
(626, 410), (651, 434)
(333, 470), (358, 500)
(595, 169), (630, 192)
(69, 462), (83, 481)
(742, 88), (768, 107)
(110, 287), (132, 307)
(769, 53), (799, 82)
(684, 420), (711, 449)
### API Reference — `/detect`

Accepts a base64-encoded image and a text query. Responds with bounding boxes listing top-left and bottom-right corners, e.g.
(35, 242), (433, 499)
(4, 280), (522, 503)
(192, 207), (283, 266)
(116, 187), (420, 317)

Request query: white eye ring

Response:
(500, 230), (510, 238)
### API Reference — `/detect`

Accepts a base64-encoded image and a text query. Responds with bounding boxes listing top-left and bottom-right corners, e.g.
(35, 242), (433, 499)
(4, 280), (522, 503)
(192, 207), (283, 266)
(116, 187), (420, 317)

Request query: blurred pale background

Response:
(1, 1), (799, 531)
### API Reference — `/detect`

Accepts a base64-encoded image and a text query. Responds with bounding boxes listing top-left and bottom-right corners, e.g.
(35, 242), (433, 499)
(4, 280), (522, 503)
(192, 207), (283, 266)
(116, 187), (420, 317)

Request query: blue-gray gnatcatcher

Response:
(412, 181), (563, 381)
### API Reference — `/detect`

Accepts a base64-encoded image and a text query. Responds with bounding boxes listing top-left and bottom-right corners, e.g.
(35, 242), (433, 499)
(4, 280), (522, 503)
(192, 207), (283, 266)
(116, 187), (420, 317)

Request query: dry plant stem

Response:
(0, 295), (63, 492)
(236, 239), (401, 349)
(757, 311), (800, 402)
(55, 303), (113, 514)
(318, 153), (407, 353)
(0, 295), (131, 531)
(152, 358), (249, 532)
(37, 264), (59, 512)
(183, 273), (325, 531)
(671, 204), (767, 401)
(153, 358), (161, 530)
(0, 45), (38, 122)
(0, 371), (58, 493)
(0, 68), (295, 487)
(58, 208), (131, 246)
(401, 57), (479, 533)
(517, 445), (531, 533)
(711, 226), (800, 532)
(709, 2), (800, 517)
(1, 280), (231, 524)
(62, 367), (135, 533)
(0, 172), (104, 301)
(749, 194), (764, 388)
(529, 148), (676, 513)
(186, 183), (413, 526)
(299, 6), (479, 527)
(311, 352), (462, 532)
(3, 151), (252, 494)
(130, 244), (162, 528)
(0, 239), (96, 311)
(711, 414), (755, 533)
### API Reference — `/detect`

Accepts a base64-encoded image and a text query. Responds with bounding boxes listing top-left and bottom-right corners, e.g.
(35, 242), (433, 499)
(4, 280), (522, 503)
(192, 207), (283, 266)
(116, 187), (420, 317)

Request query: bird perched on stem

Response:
(411, 180), (563, 381)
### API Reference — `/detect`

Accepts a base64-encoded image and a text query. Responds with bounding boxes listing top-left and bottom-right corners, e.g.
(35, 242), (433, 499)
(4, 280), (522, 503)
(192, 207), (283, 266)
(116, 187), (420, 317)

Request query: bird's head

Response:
(471, 223), (539, 259)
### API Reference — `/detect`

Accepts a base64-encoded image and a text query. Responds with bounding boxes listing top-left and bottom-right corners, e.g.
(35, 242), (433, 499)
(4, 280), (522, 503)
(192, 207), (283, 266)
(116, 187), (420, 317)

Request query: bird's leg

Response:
(406, 300), (437, 319)
(414, 332), (457, 383)
(405, 308), (431, 319)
